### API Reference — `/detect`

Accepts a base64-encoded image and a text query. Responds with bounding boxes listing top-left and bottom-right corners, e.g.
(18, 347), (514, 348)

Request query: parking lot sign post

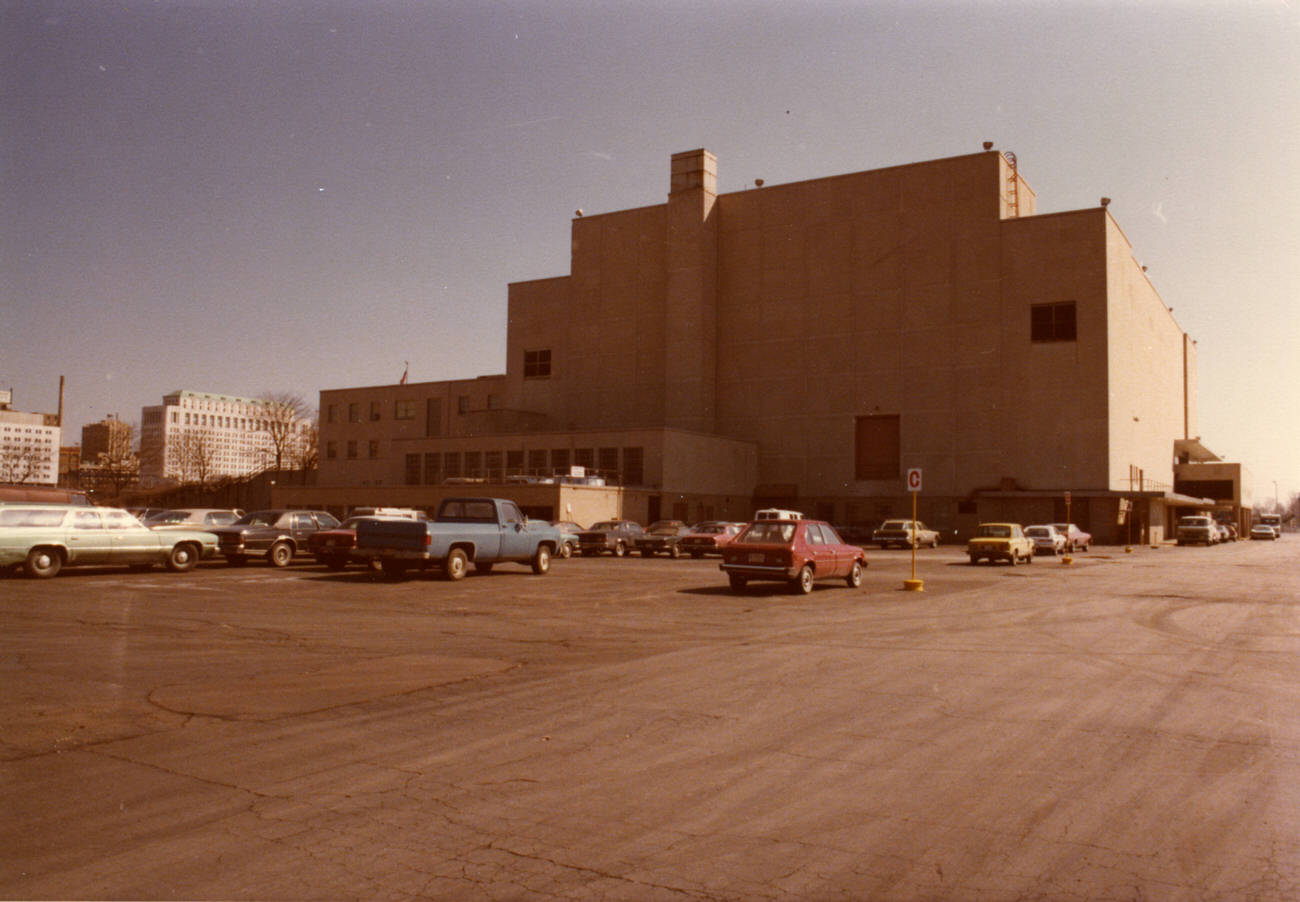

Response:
(905, 468), (924, 591)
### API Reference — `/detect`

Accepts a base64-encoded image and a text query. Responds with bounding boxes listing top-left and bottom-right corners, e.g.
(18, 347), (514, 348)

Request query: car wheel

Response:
(165, 542), (199, 573)
(613, 542), (626, 558)
(791, 564), (815, 595)
(559, 542), (572, 559)
(531, 544), (551, 575)
(268, 542), (293, 568)
(728, 573), (748, 592)
(846, 560), (863, 588)
(23, 547), (61, 579)
(668, 544), (681, 559)
(1024, 550), (1033, 565)
(1083, 542), (1090, 552)
(931, 536), (939, 548)
(1009, 551), (1019, 566)
(444, 548), (468, 581)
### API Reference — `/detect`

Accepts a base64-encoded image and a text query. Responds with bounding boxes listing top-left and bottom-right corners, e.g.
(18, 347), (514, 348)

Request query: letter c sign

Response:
(907, 468), (923, 493)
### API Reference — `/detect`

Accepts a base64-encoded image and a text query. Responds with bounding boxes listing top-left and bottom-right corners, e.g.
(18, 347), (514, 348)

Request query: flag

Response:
(399, 361), (408, 384)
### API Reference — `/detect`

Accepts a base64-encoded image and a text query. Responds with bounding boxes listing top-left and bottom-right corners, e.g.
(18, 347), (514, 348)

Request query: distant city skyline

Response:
(3, 0), (1296, 506)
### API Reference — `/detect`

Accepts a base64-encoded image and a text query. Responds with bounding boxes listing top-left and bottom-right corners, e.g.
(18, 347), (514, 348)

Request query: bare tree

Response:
(92, 421), (140, 495)
(289, 413), (319, 483)
(0, 444), (44, 484)
(258, 392), (310, 475)
(172, 428), (219, 492)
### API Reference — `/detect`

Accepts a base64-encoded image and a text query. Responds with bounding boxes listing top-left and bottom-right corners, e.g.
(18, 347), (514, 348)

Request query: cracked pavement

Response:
(2, 541), (1297, 900)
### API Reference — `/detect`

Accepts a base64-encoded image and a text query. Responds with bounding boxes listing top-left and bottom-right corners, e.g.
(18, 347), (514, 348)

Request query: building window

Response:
(527, 449), (547, 475)
(485, 450), (502, 478)
(598, 447), (619, 474)
(622, 447), (644, 485)
(369, 401), (382, 422)
(552, 448), (570, 473)
(506, 449), (523, 474)
(348, 403), (361, 423)
(1031, 302), (1077, 342)
(423, 452), (440, 485)
(443, 451), (461, 479)
(464, 451), (482, 477)
(524, 349), (551, 379)
(574, 448), (595, 470)
(457, 395), (469, 414)
(405, 454), (421, 485)
(394, 400), (415, 420)
(368, 440), (379, 459)
(346, 440), (358, 459)
(425, 398), (442, 437)
(855, 415), (900, 481)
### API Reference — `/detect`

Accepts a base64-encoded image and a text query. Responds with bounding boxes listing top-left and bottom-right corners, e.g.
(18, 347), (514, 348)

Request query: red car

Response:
(680, 521), (745, 558)
(309, 513), (425, 570)
(720, 519), (867, 594)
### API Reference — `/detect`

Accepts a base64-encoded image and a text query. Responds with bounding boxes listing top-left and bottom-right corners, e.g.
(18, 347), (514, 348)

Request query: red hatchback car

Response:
(720, 519), (867, 594)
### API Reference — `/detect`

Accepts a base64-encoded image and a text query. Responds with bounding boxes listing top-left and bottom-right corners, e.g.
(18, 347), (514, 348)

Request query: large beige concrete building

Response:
(293, 147), (1236, 541)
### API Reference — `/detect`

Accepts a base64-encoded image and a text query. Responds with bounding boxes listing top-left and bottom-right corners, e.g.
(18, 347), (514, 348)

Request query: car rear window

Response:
(741, 522), (796, 544)
(976, 525), (1012, 538)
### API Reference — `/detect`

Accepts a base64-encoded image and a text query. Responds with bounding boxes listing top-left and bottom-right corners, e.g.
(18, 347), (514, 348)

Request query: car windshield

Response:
(741, 522), (796, 544)
(649, 525), (682, 535)
(1025, 527), (1047, 536)
(1180, 517), (1210, 526)
(589, 521), (620, 531)
(694, 525), (724, 534)
(976, 525), (1012, 538)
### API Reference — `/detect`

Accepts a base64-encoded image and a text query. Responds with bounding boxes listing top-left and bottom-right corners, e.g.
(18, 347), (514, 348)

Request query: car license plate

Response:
(748, 553), (765, 563)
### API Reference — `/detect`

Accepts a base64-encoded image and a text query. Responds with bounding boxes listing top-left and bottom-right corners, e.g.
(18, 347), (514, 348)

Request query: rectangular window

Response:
(551, 448), (570, 473)
(348, 403), (361, 423)
(369, 401), (382, 422)
(464, 450), (482, 477)
(368, 440), (379, 458)
(394, 400), (415, 420)
(425, 398), (442, 437)
(346, 440), (358, 459)
(506, 449), (523, 473)
(855, 415), (900, 480)
(443, 452), (462, 479)
(524, 348), (551, 379)
(485, 450), (503, 479)
(598, 447), (619, 474)
(622, 447), (644, 485)
(1031, 302), (1077, 342)
(423, 452), (440, 485)
(527, 449), (547, 474)
(574, 448), (595, 470)
(457, 395), (470, 414)
(404, 453), (421, 485)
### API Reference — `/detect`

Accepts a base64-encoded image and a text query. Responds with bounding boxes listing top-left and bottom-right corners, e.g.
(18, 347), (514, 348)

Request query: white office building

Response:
(139, 390), (307, 485)
(0, 389), (61, 485)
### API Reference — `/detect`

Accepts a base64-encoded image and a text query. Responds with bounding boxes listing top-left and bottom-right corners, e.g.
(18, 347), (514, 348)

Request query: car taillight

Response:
(423, 534), (432, 547)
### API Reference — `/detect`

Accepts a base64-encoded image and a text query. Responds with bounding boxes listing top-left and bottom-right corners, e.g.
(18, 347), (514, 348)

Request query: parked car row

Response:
(966, 521), (1091, 565)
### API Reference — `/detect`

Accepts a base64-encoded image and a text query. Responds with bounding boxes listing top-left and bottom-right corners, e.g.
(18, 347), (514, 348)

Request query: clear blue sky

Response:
(3, 0), (1296, 506)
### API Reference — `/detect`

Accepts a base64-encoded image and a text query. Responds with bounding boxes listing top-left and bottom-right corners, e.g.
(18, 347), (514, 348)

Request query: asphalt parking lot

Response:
(2, 540), (1297, 901)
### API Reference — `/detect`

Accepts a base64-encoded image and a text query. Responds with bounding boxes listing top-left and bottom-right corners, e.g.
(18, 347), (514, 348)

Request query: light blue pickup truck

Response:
(355, 497), (561, 580)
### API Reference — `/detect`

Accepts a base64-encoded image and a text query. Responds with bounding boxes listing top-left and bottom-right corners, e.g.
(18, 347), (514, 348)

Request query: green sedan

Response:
(0, 504), (219, 579)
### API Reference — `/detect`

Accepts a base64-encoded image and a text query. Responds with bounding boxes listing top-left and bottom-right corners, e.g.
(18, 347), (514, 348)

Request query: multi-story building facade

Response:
(0, 389), (61, 486)
(81, 415), (132, 461)
(139, 390), (308, 485)
(291, 147), (1230, 541)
